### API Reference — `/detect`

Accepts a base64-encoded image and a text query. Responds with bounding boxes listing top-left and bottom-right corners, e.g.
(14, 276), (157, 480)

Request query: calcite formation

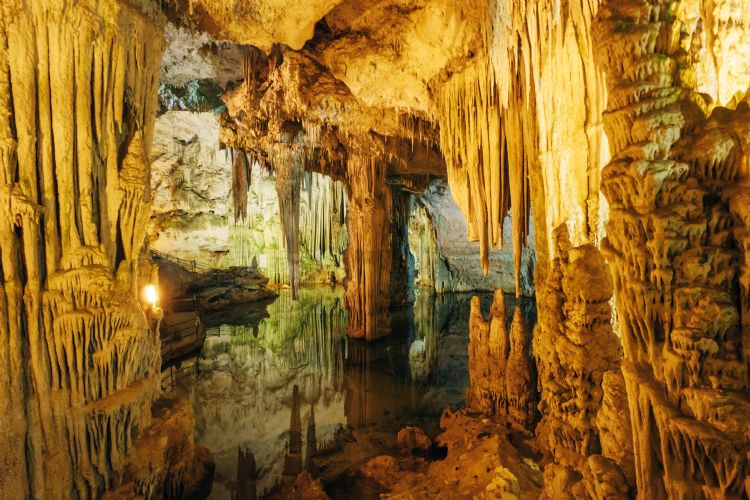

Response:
(595, 0), (750, 496)
(0, 0), (206, 498)
(467, 291), (537, 429)
(534, 226), (630, 497)
(344, 155), (393, 340)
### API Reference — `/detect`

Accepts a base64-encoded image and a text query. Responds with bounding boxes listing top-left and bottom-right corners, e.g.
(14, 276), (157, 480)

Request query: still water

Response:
(163, 287), (535, 499)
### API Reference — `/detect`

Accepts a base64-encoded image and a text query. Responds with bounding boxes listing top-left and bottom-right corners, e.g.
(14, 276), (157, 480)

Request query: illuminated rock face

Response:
(595, 0), (750, 497)
(0, 1), (212, 498)
(0, 0), (183, 498)
(344, 155), (393, 340)
(534, 227), (632, 498)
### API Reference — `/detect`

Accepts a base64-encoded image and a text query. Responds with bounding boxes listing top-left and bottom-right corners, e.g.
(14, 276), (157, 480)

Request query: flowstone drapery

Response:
(595, 0), (750, 496)
(0, 1), (209, 497)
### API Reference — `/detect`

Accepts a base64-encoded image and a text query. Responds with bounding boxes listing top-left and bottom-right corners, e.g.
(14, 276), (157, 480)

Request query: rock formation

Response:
(467, 291), (537, 429)
(0, 0), (208, 498)
(3, 0), (750, 497)
(534, 226), (631, 498)
(595, 1), (750, 496)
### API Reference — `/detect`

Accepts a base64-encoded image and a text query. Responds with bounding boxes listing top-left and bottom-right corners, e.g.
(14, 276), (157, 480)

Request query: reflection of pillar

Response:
(283, 385), (303, 478)
(345, 336), (411, 430)
(235, 447), (257, 500)
(344, 340), (372, 429)
(304, 404), (317, 473)
(344, 155), (392, 340)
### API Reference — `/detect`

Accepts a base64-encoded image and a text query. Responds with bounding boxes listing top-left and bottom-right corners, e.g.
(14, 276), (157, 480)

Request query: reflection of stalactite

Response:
(344, 155), (392, 340)
(0, 2), (166, 497)
(236, 447), (257, 500)
(304, 404), (317, 473)
(467, 291), (537, 429)
(595, 1), (750, 497)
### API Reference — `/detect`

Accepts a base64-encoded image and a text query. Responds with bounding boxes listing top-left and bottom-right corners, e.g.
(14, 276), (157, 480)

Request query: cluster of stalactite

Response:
(534, 226), (633, 498)
(299, 172), (348, 270)
(594, 0), (750, 496)
(466, 290), (537, 429)
(436, 0), (607, 287)
(344, 155), (393, 340)
(437, 58), (528, 288)
(268, 143), (306, 299)
(0, 1), (207, 498)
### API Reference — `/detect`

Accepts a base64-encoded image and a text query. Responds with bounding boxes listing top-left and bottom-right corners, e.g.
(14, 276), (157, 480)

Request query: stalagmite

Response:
(467, 291), (537, 429)
(534, 226), (630, 498)
(595, 0), (750, 495)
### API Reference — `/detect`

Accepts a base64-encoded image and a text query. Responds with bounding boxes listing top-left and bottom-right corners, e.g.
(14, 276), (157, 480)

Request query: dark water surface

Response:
(163, 287), (535, 499)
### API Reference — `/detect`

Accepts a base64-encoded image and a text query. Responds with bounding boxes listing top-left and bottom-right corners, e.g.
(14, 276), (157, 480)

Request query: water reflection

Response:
(165, 287), (535, 499)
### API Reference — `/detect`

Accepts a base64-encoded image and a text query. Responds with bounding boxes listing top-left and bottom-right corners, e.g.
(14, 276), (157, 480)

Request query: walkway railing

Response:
(150, 248), (218, 274)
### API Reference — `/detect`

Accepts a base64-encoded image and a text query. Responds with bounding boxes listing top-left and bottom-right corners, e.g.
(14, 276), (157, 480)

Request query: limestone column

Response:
(595, 1), (750, 497)
(344, 154), (393, 340)
(0, 0), (165, 497)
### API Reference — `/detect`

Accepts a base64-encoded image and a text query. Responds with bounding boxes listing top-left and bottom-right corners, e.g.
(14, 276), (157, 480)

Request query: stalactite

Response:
(232, 150), (251, 223)
(437, 58), (523, 283)
(594, 1), (750, 494)
(344, 154), (393, 340)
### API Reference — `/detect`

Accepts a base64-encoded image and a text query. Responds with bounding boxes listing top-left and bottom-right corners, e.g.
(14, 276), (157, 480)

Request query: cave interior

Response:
(1, 0), (750, 498)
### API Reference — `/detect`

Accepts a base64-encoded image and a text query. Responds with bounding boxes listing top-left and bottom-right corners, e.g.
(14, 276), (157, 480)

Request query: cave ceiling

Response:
(161, 0), (488, 183)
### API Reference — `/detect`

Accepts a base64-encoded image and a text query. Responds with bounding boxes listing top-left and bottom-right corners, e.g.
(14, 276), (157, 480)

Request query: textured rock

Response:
(409, 180), (535, 295)
(595, 0), (750, 496)
(533, 226), (629, 497)
(356, 409), (542, 499)
(0, 1), (166, 497)
(396, 427), (432, 455)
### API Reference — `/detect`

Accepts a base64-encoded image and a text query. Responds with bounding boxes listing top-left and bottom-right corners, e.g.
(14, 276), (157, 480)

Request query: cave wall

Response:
(595, 0), (750, 497)
(0, 0), (165, 496)
(149, 111), (348, 285)
(409, 180), (535, 294)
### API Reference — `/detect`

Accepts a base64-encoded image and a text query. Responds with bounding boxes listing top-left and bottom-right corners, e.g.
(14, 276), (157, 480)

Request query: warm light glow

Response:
(144, 284), (159, 306)
(259, 254), (268, 269)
